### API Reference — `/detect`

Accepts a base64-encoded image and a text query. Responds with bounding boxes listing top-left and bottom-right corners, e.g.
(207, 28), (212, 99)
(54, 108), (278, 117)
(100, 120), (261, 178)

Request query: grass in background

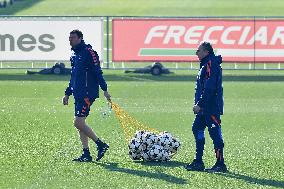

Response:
(1, 0), (284, 16)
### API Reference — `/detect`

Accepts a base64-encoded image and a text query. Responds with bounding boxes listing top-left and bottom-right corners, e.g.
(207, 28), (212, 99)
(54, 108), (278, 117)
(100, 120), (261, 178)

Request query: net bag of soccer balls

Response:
(128, 130), (181, 161)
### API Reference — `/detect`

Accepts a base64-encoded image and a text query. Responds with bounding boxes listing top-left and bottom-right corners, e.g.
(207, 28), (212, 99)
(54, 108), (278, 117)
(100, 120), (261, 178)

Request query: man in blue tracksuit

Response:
(185, 42), (227, 172)
(62, 30), (111, 162)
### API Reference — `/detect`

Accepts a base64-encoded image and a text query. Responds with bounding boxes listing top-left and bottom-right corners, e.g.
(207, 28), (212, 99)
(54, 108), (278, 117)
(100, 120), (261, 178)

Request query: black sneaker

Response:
(96, 143), (109, 161)
(72, 154), (93, 162)
(205, 162), (228, 173)
(185, 159), (205, 171)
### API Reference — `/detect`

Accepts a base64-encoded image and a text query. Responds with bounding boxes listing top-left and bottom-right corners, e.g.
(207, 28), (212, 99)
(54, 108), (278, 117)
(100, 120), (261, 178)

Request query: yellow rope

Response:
(111, 102), (159, 141)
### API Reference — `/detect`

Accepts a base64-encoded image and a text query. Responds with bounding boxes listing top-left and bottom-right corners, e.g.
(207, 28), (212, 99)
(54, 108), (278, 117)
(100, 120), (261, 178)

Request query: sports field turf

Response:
(1, 0), (284, 188)
(0, 69), (284, 188)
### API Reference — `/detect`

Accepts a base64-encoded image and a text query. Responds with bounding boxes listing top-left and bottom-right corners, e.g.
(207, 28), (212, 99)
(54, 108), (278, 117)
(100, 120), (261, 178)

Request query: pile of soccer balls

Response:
(128, 130), (181, 161)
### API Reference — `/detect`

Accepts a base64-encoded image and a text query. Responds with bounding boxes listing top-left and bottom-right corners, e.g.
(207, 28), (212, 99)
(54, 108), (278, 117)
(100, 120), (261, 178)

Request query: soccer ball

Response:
(141, 132), (158, 150)
(145, 135), (158, 149)
(141, 150), (152, 161)
(134, 130), (145, 141)
(169, 137), (181, 154)
(159, 131), (173, 138)
(160, 149), (170, 161)
(128, 138), (144, 153)
(129, 151), (142, 160)
(158, 132), (173, 150)
(141, 131), (152, 141)
(148, 144), (163, 160)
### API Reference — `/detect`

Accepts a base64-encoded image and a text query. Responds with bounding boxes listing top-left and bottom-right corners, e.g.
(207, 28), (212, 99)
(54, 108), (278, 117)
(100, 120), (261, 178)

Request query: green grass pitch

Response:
(1, 0), (284, 16)
(0, 0), (284, 188)
(0, 69), (284, 188)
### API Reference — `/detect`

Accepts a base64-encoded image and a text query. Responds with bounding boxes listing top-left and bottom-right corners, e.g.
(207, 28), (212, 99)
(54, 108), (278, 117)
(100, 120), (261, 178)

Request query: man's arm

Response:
(96, 65), (111, 102)
(62, 73), (73, 105)
(65, 81), (73, 96)
(86, 48), (111, 101)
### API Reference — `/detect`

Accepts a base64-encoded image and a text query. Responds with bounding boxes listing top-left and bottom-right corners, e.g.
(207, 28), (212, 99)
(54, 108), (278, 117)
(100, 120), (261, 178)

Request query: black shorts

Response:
(75, 97), (95, 117)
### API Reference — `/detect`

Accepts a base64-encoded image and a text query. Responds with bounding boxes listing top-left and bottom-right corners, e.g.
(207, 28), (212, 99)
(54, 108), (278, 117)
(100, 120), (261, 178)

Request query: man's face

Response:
(196, 45), (209, 61)
(69, 33), (82, 47)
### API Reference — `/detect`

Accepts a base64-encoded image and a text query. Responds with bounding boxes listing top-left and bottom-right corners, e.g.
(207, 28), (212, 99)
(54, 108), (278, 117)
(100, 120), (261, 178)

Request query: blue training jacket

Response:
(65, 40), (107, 101)
(194, 53), (224, 115)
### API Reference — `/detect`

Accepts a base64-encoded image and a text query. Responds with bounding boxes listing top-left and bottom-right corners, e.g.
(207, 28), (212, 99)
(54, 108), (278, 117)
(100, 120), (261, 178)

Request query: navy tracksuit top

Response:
(194, 53), (224, 115)
(65, 40), (107, 101)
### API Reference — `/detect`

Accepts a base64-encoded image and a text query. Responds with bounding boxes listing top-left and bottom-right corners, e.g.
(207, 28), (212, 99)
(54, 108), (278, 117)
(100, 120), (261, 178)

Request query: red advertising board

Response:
(113, 19), (284, 62)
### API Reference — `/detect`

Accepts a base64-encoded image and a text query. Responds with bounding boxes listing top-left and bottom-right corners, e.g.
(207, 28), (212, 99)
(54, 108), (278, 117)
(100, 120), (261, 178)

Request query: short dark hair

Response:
(200, 41), (214, 54)
(70, 29), (83, 39)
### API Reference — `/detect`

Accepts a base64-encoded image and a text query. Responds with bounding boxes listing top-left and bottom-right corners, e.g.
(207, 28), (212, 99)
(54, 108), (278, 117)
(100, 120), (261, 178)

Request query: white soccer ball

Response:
(159, 131), (173, 138)
(160, 149), (171, 161)
(141, 150), (152, 161)
(141, 131), (152, 141)
(149, 144), (163, 160)
(129, 151), (142, 160)
(134, 130), (145, 141)
(169, 137), (181, 154)
(141, 132), (158, 150)
(145, 135), (158, 149)
(128, 138), (144, 153)
(158, 132), (173, 150)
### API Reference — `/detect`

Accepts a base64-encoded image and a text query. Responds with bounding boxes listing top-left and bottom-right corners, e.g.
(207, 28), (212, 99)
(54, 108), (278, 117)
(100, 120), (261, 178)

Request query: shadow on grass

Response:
(133, 160), (187, 168)
(0, 73), (70, 81)
(94, 162), (187, 185)
(0, 0), (43, 15)
(211, 171), (284, 188)
(0, 73), (284, 82)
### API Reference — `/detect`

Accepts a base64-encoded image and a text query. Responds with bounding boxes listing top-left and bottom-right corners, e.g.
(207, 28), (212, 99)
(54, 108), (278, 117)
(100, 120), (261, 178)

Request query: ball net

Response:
(110, 102), (159, 141)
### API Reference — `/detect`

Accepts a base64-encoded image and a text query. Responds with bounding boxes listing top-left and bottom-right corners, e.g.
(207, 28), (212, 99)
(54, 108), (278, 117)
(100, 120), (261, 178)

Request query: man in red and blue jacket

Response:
(185, 42), (227, 172)
(62, 30), (111, 162)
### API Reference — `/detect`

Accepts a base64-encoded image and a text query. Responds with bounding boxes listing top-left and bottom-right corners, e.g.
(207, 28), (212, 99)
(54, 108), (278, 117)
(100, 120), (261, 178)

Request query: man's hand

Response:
(104, 91), (111, 102)
(62, 95), (69, 105)
(193, 105), (201, 114)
